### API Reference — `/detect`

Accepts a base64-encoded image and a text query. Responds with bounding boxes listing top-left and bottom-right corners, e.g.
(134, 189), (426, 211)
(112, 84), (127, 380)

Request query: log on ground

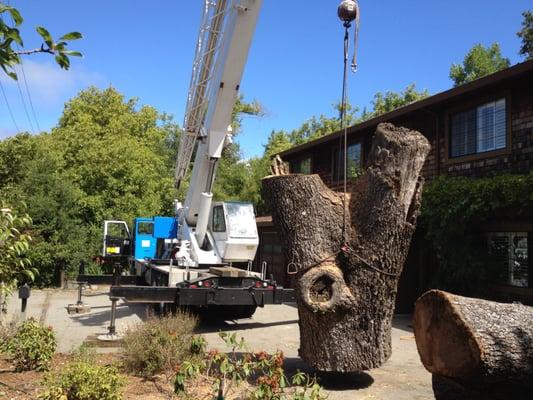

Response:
(414, 289), (533, 399)
(262, 123), (430, 372)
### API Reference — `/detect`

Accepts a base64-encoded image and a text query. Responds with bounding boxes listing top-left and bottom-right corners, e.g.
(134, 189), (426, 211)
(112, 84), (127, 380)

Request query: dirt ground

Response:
(2, 287), (433, 399)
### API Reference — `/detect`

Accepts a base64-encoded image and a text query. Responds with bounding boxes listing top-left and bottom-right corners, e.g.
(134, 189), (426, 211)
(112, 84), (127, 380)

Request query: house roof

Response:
(278, 59), (533, 158)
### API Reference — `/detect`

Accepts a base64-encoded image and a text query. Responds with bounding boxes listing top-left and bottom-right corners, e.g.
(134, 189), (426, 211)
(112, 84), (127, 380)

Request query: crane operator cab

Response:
(209, 201), (258, 262)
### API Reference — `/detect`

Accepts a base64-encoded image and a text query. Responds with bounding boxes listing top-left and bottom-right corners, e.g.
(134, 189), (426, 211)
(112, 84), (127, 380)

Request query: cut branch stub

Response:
(263, 123), (430, 372)
(299, 262), (356, 312)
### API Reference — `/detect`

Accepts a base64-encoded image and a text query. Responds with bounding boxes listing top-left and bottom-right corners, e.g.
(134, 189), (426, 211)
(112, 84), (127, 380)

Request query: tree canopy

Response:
(0, 87), (177, 282)
(517, 10), (533, 60)
(449, 43), (510, 86)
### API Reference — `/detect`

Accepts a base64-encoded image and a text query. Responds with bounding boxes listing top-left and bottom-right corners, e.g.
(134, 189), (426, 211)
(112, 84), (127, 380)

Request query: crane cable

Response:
(338, 0), (360, 248)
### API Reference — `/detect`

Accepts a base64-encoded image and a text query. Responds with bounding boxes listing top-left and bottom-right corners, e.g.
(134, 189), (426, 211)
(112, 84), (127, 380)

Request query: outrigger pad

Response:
(67, 303), (91, 314)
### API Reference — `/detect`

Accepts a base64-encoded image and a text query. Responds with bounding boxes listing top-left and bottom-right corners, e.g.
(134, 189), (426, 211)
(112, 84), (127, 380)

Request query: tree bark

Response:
(262, 123), (430, 372)
(414, 289), (533, 385)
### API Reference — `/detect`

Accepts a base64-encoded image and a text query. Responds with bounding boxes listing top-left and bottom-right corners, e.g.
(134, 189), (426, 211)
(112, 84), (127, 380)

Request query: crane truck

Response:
(85, 0), (295, 318)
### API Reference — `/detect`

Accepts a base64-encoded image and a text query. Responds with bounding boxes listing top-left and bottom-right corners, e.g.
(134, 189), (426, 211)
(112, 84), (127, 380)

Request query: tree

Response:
(517, 10), (533, 60)
(0, 2), (82, 80)
(288, 102), (358, 145)
(0, 87), (178, 282)
(0, 206), (35, 298)
(449, 43), (510, 86)
(264, 130), (292, 157)
(365, 84), (429, 119)
(262, 123), (430, 372)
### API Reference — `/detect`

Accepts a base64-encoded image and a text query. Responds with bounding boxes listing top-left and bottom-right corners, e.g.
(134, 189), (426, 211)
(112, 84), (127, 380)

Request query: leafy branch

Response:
(0, 3), (83, 80)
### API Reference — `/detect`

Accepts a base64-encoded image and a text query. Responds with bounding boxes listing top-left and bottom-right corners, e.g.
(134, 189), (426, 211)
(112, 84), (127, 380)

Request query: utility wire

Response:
(0, 78), (21, 133)
(6, 0), (40, 133)
(18, 58), (41, 132)
(13, 64), (35, 134)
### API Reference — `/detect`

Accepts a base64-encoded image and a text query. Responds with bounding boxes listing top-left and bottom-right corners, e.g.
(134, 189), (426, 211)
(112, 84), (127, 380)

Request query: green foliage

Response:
(232, 95), (265, 135)
(518, 10), (533, 60)
(0, 205), (35, 294)
(0, 2), (82, 80)
(40, 346), (124, 400)
(122, 311), (198, 378)
(363, 83), (429, 119)
(5, 318), (56, 371)
(0, 87), (178, 284)
(174, 332), (325, 399)
(288, 102), (358, 146)
(449, 43), (510, 86)
(420, 173), (533, 292)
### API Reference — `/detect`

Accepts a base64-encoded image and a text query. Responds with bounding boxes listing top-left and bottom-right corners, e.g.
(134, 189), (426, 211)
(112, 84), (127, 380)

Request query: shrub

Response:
(40, 347), (124, 400)
(0, 317), (20, 353)
(175, 332), (326, 400)
(6, 317), (56, 371)
(122, 311), (197, 378)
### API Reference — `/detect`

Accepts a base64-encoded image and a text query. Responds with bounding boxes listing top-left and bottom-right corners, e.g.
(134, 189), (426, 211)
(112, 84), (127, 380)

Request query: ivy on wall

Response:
(419, 172), (533, 293)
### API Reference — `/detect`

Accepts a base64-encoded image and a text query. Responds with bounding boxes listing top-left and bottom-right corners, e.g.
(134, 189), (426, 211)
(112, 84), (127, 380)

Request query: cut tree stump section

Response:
(414, 289), (533, 400)
(262, 123), (430, 372)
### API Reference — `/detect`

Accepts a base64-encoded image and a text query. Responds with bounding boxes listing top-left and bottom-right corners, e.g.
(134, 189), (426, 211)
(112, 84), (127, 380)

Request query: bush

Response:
(6, 318), (56, 371)
(122, 311), (197, 378)
(175, 332), (326, 400)
(0, 317), (20, 353)
(40, 347), (124, 400)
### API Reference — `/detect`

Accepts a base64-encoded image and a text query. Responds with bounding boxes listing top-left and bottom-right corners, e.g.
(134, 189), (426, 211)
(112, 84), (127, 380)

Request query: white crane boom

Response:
(174, 0), (262, 266)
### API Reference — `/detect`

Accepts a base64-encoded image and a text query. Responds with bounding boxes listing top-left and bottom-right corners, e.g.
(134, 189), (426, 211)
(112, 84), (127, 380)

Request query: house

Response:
(256, 59), (533, 312)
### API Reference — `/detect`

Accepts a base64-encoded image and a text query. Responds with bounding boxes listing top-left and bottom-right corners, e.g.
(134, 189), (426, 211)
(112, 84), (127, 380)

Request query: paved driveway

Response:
(6, 288), (433, 399)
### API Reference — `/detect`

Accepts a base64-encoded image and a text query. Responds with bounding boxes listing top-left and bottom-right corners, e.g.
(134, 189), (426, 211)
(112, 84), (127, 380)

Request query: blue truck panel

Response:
(133, 217), (177, 261)
(153, 216), (178, 238)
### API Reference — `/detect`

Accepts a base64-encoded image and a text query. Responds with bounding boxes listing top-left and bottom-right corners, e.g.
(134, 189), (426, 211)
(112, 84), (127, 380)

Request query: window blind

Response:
(450, 98), (506, 158)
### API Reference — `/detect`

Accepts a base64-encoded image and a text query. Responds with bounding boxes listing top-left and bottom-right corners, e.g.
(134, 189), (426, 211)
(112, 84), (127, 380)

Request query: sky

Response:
(0, 0), (531, 158)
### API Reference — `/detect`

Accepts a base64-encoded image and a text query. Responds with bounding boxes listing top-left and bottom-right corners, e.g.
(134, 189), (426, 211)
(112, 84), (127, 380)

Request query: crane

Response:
(96, 0), (294, 320)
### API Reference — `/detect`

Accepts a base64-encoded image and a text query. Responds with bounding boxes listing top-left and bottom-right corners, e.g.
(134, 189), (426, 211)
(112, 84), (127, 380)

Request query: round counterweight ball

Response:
(337, 0), (358, 23)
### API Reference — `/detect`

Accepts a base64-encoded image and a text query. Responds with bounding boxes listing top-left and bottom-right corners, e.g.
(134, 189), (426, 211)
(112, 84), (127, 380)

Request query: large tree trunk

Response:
(262, 123), (430, 372)
(414, 289), (533, 399)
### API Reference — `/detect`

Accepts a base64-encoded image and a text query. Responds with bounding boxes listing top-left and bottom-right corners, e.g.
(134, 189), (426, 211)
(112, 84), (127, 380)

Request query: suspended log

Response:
(414, 289), (533, 399)
(262, 123), (430, 372)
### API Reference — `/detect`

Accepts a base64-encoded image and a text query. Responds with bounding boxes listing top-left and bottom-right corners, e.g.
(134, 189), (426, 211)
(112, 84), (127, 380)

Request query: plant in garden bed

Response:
(5, 317), (56, 371)
(174, 332), (326, 399)
(121, 310), (198, 378)
(40, 346), (125, 400)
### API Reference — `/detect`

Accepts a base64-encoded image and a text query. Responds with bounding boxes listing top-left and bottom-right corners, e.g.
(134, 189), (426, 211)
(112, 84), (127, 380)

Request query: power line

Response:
(18, 58), (41, 132)
(13, 64), (35, 134)
(5, 0), (40, 133)
(0, 78), (21, 133)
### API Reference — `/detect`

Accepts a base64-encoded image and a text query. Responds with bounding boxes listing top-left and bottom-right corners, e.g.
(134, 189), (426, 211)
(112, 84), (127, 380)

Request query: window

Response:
(488, 232), (529, 287)
(212, 206), (226, 232)
(290, 157), (311, 174)
(450, 98), (506, 158)
(107, 222), (129, 239)
(225, 203), (257, 238)
(334, 143), (361, 181)
(137, 222), (154, 235)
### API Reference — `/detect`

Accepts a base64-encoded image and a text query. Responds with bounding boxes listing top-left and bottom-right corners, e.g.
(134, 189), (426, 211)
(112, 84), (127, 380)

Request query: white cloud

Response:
(0, 60), (106, 137)
(4, 59), (105, 108)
